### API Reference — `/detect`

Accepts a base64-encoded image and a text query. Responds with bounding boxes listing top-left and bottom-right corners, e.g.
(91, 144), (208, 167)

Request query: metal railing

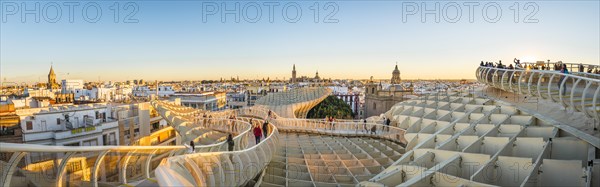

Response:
(153, 122), (278, 186)
(476, 66), (600, 129)
(0, 102), (256, 187)
(0, 131), (250, 187)
(504, 61), (600, 79)
(271, 118), (407, 145)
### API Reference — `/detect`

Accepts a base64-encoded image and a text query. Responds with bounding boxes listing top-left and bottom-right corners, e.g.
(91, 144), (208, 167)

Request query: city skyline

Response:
(1, 1), (599, 83)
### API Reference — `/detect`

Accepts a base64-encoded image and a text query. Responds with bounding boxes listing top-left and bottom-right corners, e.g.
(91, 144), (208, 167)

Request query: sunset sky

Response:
(1, 1), (599, 83)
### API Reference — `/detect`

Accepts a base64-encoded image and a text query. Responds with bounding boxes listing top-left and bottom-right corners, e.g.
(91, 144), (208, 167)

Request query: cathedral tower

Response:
(292, 64), (297, 83)
(391, 63), (401, 84)
(47, 64), (59, 89)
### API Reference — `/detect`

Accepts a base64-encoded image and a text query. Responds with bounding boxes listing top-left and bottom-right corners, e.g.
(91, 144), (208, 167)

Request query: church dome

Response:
(392, 64), (400, 74)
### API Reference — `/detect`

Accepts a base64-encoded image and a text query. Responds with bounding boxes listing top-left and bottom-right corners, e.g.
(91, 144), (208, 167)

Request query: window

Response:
(109, 133), (116, 145)
(41, 120), (46, 131)
(373, 103), (377, 110)
(371, 87), (375, 94)
(26, 121), (33, 130)
(83, 139), (98, 146)
(103, 133), (117, 145)
(57, 118), (61, 125)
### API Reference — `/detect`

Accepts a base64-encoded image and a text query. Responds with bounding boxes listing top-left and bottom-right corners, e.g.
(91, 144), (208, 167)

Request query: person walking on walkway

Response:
(262, 121), (269, 139)
(229, 114), (236, 132)
(253, 124), (262, 145)
(202, 113), (208, 127)
(227, 134), (234, 160)
(385, 117), (391, 132)
(331, 117), (336, 131)
(227, 134), (234, 151)
(363, 119), (368, 133)
(184, 141), (195, 154)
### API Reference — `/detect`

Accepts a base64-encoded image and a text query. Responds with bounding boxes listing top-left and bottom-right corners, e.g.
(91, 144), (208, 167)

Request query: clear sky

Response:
(1, 0), (599, 83)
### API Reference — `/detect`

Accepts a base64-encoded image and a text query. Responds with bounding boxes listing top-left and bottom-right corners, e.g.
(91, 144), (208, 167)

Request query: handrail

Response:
(518, 61), (600, 72)
(271, 118), (408, 145)
(0, 143), (188, 152)
(151, 101), (254, 153)
(0, 102), (256, 187)
(476, 66), (599, 129)
(482, 66), (600, 82)
(154, 111), (279, 186)
(494, 61), (600, 78)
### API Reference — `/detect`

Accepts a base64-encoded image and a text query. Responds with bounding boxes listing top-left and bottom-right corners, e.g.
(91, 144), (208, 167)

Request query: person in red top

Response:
(253, 125), (262, 145)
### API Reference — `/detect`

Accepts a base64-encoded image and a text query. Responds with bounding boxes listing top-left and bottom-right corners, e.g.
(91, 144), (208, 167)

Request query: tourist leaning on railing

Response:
(558, 64), (569, 94)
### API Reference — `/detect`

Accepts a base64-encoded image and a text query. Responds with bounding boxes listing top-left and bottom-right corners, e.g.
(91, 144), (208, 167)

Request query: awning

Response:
(0, 116), (19, 127)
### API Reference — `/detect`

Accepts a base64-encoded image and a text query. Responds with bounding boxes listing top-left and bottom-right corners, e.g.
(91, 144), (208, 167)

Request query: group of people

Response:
(360, 116), (392, 134)
(252, 119), (270, 145)
(200, 113), (213, 127)
(480, 60), (514, 69)
(579, 64), (600, 74)
(361, 119), (376, 134)
(325, 116), (337, 130)
(481, 59), (573, 94)
(480, 59), (600, 75)
(185, 133), (236, 154)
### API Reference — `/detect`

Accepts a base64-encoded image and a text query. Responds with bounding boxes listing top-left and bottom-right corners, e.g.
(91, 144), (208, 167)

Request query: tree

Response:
(307, 96), (354, 119)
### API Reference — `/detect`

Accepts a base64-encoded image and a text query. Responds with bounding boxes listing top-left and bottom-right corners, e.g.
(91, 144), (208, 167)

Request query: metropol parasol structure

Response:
(1, 64), (600, 187)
